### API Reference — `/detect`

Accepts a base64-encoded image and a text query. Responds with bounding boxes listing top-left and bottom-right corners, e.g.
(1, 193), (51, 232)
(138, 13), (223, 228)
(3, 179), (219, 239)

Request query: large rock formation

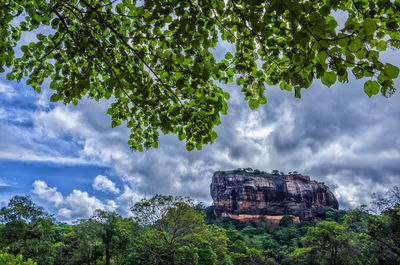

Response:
(210, 170), (338, 224)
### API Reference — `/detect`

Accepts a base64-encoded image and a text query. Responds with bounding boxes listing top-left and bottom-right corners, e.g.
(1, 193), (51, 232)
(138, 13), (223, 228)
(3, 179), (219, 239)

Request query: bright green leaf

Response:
(363, 80), (380, 97)
(280, 82), (292, 91)
(248, 99), (259, 110)
(321, 71), (337, 87)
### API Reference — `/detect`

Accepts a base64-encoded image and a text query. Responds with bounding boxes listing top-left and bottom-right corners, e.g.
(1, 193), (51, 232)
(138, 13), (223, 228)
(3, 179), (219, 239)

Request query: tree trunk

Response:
(106, 243), (110, 265)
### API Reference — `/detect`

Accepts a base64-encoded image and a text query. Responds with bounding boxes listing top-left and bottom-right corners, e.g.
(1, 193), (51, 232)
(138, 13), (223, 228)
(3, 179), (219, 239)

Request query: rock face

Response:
(210, 171), (338, 224)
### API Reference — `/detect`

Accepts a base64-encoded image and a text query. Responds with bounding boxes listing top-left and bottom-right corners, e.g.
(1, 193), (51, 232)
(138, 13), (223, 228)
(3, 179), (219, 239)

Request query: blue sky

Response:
(0, 19), (399, 222)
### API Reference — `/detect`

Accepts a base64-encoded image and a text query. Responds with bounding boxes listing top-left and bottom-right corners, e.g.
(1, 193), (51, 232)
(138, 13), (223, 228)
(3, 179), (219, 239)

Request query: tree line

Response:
(0, 187), (399, 265)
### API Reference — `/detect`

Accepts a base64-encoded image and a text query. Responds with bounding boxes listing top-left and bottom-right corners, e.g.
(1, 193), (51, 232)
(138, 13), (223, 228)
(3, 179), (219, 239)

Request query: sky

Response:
(0, 26), (399, 223)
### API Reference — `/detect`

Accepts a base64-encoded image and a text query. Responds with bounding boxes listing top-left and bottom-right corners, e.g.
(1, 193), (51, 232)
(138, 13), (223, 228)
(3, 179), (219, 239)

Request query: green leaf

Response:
(348, 38), (361, 52)
(112, 119), (121, 127)
(280, 81), (292, 91)
(195, 143), (202, 150)
(6, 73), (14, 80)
(21, 45), (28, 53)
(50, 94), (59, 102)
(293, 31), (309, 46)
(363, 80), (380, 97)
(186, 142), (195, 151)
(248, 99), (259, 110)
(383, 63), (399, 79)
(376, 40), (387, 51)
(259, 95), (267, 104)
(362, 18), (377, 36)
(224, 52), (233, 59)
(295, 87), (301, 98)
(236, 77), (244, 86)
(37, 33), (46, 41)
(321, 71), (337, 87)
(326, 16), (338, 30)
(352, 67), (363, 79)
(178, 132), (186, 141)
(116, 3), (125, 14)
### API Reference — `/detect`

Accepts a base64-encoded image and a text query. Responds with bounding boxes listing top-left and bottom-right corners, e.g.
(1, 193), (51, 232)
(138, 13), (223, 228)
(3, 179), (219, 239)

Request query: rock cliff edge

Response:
(210, 170), (338, 225)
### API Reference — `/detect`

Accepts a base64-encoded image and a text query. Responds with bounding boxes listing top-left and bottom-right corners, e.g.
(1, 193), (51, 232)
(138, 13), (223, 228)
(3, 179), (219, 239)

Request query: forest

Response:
(0, 187), (399, 265)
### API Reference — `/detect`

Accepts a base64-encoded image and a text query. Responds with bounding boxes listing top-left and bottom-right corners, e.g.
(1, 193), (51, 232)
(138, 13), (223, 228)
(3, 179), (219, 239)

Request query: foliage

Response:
(279, 216), (295, 228)
(59, 218), (105, 265)
(127, 195), (222, 264)
(295, 221), (360, 265)
(3, 0), (400, 150)
(345, 204), (400, 264)
(219, 168), (270, 175)
(370, 185), (400, 213)
(90, 210), (128, 265)
(317, 208), (347, 223)
(0, 196), (56, 265)
(0, 249), (36, 265)
(0, 191), (399, 264)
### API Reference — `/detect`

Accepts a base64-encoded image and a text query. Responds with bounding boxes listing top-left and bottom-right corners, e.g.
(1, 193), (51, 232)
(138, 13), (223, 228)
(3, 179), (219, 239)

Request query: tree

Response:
(370, 185), (400, 213)
(176, 234), (217, 265)
(272, 170), (280, 175)
(63, 219), (104, 265)
(90, 210), (121, 265)
(297, 221), (359, 265)
(0, 249), (36, 265)
(3, 0), (400, 150)
(279, 215), (295, 228)
(0, 196), (56, 265)
(345, 194), (400, 264)
(128, 195), (209, 264)
(365, 205), (400, 263)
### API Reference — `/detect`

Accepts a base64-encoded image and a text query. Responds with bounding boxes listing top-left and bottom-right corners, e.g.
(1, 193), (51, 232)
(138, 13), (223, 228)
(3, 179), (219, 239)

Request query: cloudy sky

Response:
(0, 32), (399, 223)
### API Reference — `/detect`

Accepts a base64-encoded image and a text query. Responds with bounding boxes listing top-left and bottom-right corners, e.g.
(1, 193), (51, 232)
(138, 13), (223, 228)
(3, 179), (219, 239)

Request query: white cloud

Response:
(32, 180), (64, 207)
(93, 175), (120, 194)
(58, 189), (118, 220)
(33, 106), (88, 138)
(0, 82), (15, 98)
(117, 185), (142, 207)
(31, 180), (118, 221)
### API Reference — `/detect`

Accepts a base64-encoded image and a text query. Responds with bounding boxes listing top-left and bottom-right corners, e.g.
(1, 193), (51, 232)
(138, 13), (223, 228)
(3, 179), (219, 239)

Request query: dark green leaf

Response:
(50, 94), (59, 102)
(376, 40), (387, 51)
(383, 64), (399, 79)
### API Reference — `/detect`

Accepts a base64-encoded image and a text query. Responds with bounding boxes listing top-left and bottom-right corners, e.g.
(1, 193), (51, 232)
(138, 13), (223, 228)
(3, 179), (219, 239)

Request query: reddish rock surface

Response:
(210, 171), (338, 223)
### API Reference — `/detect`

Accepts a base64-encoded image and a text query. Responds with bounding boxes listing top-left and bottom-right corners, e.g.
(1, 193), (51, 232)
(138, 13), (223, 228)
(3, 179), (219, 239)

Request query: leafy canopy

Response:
(2, 0), (400, 150)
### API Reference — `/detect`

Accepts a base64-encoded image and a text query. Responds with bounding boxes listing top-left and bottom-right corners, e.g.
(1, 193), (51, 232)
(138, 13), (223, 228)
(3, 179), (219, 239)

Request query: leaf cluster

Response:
(2, 0), (400, 150)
